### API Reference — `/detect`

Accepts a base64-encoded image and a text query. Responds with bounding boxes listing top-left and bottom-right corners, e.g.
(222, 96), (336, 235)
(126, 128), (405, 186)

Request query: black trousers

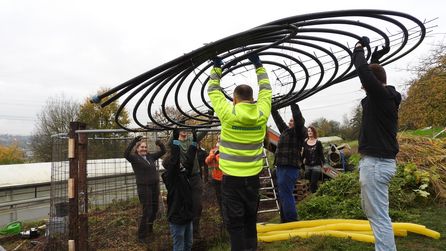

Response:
(189, 174), (203, 235)
(222, 174), (260, 251)
(136, 183), (159, 239)
(212, 179), (223, 218)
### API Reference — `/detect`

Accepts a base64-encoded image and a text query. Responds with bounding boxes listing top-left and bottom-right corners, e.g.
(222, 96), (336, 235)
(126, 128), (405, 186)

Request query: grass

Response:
(401, 127), (446, 138)
(252, 204), (445, 251)
(1, 196), (444, 251)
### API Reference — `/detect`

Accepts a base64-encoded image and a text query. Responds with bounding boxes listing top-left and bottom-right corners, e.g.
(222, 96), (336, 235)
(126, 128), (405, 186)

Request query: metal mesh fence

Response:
(47, 129), (221, 250)
(47, 134), (69, 250)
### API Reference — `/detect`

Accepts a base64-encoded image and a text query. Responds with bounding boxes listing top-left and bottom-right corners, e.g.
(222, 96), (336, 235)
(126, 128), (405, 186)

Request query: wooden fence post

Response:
(68, 122), (80, 251)
(78, 123), (88, 251)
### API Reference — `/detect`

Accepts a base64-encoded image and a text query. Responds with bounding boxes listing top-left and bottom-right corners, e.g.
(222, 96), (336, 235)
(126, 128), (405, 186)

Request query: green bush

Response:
(299, 172), (364, 220)
(298, 162), (434, 221)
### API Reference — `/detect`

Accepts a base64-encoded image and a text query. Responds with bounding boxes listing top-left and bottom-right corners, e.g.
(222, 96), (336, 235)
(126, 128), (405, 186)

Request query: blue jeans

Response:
(359, 155), (396, 251)
(276, 165), (299, 222)
(169, 221), (193, 251)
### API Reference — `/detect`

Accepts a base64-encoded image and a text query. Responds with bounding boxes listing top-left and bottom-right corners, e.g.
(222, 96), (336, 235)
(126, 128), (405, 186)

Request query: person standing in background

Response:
(302, 126), (325, 193)
(124, 136), (166, 244)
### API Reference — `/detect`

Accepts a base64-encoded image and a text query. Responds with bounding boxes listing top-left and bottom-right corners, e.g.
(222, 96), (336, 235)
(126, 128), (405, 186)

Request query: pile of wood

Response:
(294, 180), (310, 201)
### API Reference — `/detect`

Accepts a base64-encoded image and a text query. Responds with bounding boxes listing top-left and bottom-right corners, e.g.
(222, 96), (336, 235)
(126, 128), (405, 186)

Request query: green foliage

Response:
(78, 88), (130, 130)
(0, 143), (25, 164)
(403, 127), (446, 139)
(78, 88), (131, 159)
(299, 161), (436, 222)
(299, 172), (365, 220)
(348, 153), (360, 167)
(399, 44), (446, 129)
(310, 117), (340, 137)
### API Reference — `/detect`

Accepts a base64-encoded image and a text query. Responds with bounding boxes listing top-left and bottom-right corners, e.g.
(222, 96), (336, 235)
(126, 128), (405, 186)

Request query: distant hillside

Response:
(0, 134), (32, 149)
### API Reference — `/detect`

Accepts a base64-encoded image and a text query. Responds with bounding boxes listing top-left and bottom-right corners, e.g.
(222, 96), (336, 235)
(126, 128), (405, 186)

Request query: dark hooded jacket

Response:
(162, 142), (196, 225)
(353, 47), (402, 159)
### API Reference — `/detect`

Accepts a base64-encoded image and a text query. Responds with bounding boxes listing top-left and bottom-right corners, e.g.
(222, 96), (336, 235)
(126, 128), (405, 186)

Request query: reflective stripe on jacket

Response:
(207, 66), (272, 176)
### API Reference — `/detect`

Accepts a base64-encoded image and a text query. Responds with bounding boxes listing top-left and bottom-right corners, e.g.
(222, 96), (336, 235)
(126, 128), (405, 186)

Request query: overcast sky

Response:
(0, 0), (444, 135)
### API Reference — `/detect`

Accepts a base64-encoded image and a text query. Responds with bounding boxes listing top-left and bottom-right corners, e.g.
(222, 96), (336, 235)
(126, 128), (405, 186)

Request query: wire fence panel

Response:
(47, 128), (220, 250)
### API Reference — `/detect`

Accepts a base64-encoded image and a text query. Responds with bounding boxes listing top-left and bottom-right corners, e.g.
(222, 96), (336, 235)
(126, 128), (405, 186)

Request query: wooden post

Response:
(77, 123), (88, 251)
(68, 122), (80, 251)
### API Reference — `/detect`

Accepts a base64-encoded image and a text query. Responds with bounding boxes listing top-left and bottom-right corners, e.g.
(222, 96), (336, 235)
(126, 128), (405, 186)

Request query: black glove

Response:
(370, 45), (390, 64)
(212, 57), (223, 68)
(155, 139), (162, 146)
(248, 53), (262, 68)
(172, 129), (180, 140)
(356, 36), (370, 48)
(191, 129), (197, 142)
(207, 109), (214, 116)
(135, 135), (143, 141)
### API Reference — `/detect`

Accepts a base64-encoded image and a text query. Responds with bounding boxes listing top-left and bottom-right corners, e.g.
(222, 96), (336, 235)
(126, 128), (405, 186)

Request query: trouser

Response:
(189, 174), (203, 236)
(304, 165), (322, 193)
(136, 183), (159, 239)
(212, 179), (223, 218)
(359, 155), (397, 251)
(222, 174), (259, 251)
(276, 165), (299, 222)
(169, 221), (193, 251)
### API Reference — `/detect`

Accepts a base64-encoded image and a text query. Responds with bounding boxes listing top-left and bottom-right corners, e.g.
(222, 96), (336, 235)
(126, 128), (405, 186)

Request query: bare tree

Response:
(30, 95), (80, 162)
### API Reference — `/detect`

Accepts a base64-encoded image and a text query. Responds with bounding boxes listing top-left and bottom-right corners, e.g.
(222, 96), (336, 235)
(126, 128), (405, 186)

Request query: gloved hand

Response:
(356, 36), (370, 48)
(212, 57), (223, 68)
(155, 139), (162, 146)
(370, 45), (390, 64)
(192, 129), (197, 142)
(172, 128), (180, 140)
(248, 53), (262, 68)
(207, 109), (214, 116)
(135, 135), (143, 141)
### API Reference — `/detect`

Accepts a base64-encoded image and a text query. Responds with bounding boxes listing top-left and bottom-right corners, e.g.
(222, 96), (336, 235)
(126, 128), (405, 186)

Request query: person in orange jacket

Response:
(205, 136), (223, 216)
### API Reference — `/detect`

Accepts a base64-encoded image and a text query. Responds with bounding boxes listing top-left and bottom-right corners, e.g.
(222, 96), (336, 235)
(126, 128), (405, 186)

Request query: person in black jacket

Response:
(302, 126), (325, 193)
(271, 103), (307, 223)
(124, 136), (166, 244)
(162, 129), (197, 251)
(353, 37), (401, 251)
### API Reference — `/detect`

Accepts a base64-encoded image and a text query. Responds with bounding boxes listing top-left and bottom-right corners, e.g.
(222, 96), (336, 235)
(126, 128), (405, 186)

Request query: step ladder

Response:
(257, 149), (280, 214)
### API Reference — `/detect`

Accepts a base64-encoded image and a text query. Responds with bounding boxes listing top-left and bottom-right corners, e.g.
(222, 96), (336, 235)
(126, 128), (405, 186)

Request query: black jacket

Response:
(162, 143), (196, 225)
(271, 104), (307, 167)
(353, 47), (401, 158)
(124, 138), (166, 185)
(303, 140), (325, 166)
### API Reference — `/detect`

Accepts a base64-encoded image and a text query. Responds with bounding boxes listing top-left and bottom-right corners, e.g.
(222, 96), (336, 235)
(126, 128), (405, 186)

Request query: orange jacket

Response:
(205, 146), (223, 181)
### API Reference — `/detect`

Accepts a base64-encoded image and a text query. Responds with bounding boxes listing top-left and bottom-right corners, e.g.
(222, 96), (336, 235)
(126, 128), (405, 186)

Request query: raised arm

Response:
(249, 54), (272, 119)
(352, 37), (388, 97)
(291, 103), (307, 140)
(271, 109), (288, 133)
(208, 57), (232, 122)
(124, 136), (142, 162)
(150, 140), (166, 160)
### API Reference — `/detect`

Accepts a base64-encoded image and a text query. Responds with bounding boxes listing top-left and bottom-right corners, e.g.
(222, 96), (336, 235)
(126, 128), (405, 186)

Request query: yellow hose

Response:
(392, 223), (441, 239)
(256, 220), (440, 243)
(258, 230), (375, 243)
(257, 219), (369, 233)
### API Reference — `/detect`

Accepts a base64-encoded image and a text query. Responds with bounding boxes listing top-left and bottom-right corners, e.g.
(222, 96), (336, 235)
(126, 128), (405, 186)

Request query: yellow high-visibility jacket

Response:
(207, 66), (272, 177)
